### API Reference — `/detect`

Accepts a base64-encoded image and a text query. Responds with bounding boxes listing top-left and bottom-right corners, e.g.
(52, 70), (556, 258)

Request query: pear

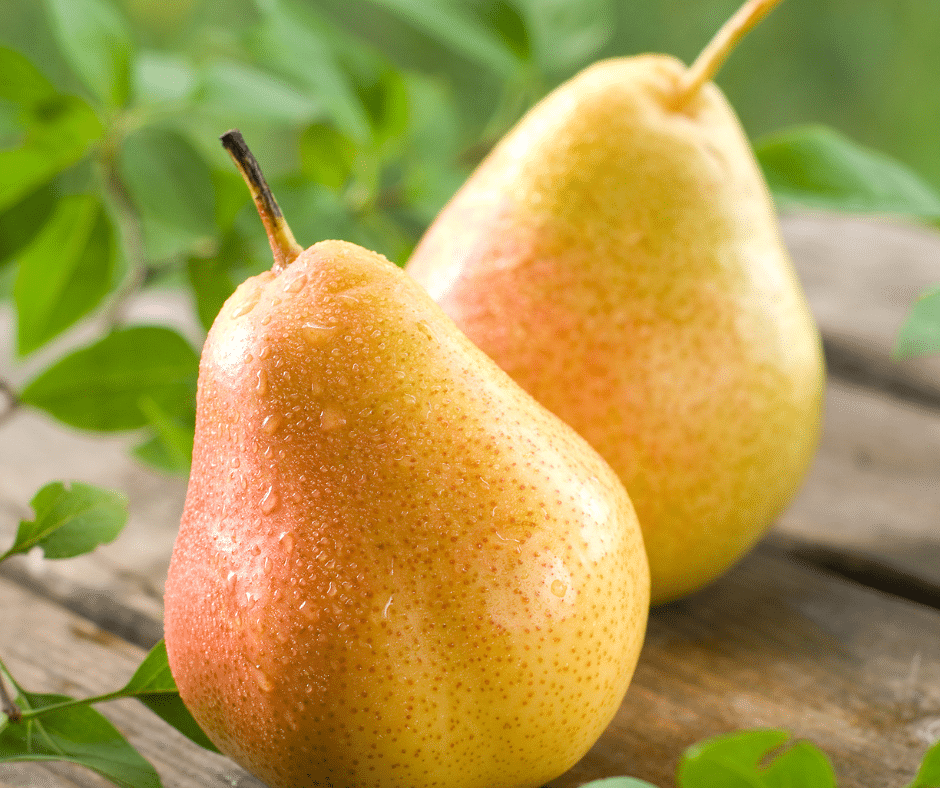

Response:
(163, 131), (649, 788)
(406, 0), (825, 604)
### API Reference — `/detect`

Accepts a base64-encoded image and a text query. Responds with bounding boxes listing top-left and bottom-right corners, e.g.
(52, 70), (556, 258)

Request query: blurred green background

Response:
(0, 0), (938, 469)
(2, 0), (938, 271)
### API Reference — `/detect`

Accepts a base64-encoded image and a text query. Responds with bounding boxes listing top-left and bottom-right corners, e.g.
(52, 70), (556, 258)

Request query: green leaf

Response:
(0, 182), (56, 268)
(119, 640), (178, 696)
(357, 67), (410, 146)
(43, 0), (135, 108)
(131, 396), (194, 474)
(276, 181), (366, 254)
(361, 0), (518, 76)
(756, 125), (940, 219)
(119, 126), (216, 259)
(1, 481), (127, 561)
(133, 50), (197, 106)
(481, 1), (530, 61)
(679, 729), (791, 788)
(186, 231), (241, 331)
(121, 641), (219, 753)
(300, 123), (357, 191)
(397, 72), (466, 221)
(0, 689), (161, 788)
(14, 193), (116, 356)
(199, 60), (323, 125)
(580, 778), (661, 788)
(133, 433), (184, 474)
(250, 0), (370, 141)
(20, 326), (199, 431)
(518, 0), (615, 73)
(0, 47), (57, 106)
(212, 167), (253, 230)
(762, 742), (836, 788)
(895, 286), (940, 359)
(679, 730), (836, 788)
(0, 102), (19, 147)
(0, 94), (101, 212)
(137, 692), (218, 753)
(907, 738), (940, 788)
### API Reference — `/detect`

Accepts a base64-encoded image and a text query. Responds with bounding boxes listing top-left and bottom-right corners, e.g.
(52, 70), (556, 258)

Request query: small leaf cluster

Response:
(0, 0), (641, 475)
(753, 126), (940, 358)
(2, 2), (940, 787)
(0, 481), (212, 787)
(580, 729), (940, 788)
(0, 0), (466, 474)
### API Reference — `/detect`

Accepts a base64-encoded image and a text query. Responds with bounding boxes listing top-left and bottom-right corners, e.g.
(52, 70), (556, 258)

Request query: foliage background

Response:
(2, 0), (939, 272)
(1, 2), (940, 783)
(1, 0), (939, 471)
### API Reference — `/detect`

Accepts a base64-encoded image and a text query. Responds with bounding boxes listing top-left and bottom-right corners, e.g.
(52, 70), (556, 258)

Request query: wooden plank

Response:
(784, 213), (940, 402)
(1, 542), (939, 788)
(774, 377), (940, 590)
(3, 228), (940, 626)
(9, 374), (938, 653)
(0, 215), (937, 677)
(0, 760), (120, 787)
(0, 575), (264, 788)
(552, 544), (940, 788)
(0, 405), (185, 644)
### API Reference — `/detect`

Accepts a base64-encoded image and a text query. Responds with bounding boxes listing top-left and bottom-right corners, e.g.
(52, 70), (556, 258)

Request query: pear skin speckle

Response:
(164, 240), (650, 788)
(407, 55), (825, 604)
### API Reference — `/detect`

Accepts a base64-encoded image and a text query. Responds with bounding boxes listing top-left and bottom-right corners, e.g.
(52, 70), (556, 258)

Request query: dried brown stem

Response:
(220, 130), (303, 273)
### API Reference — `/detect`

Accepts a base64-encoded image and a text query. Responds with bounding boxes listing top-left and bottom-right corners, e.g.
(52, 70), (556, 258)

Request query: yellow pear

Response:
(407, 0), (824, 604)
(163, 131), (649, 788)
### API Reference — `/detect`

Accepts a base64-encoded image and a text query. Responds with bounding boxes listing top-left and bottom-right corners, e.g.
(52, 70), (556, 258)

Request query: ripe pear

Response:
(163, 131), (650, 788)
(406, 0), (825, 604)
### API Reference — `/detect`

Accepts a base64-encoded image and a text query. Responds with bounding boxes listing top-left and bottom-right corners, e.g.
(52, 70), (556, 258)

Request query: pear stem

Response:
(220, 130), (304, 273)
(674, 0), (786, 108)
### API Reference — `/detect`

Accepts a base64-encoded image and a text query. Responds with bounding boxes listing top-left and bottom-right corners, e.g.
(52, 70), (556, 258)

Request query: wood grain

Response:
(775, 377), (940, 590)
(1, 216), (940, 787)
(1, 545), (938, 788)
(5, 349), (939, 647)
(784, 213), (940, 403)
(1, 215), (940, 626)
(552, 546), (940, 788)
(0, 576), (264, 788)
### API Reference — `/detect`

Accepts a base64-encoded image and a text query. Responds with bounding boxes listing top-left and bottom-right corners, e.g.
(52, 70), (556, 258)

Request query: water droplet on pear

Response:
(320, 407), (347, 431)
(302, 323), (340, 347)
(260, 486), (279, 515)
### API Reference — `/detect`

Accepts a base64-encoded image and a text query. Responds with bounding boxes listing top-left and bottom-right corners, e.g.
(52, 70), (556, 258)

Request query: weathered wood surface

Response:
(774, 377), (940, 591)
(786, 214), (940, 404)
(0, 289), (193, 638)
(0, 575), (263, 788)
(2, 213), (939, 628)
(559, 546), (940, 787)
(0, 545), (937, 788)
(0, 214), (939, 785)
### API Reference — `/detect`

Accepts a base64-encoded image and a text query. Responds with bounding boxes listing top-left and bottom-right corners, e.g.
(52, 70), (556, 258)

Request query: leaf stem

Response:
(675, 0), (786, 108)
(0, 677), (21, 722)
(0, 380), (19, 427)
(102, 160), (147, 328)
(15, 690), (125, 721)
(0, 662), (21, 723)
(97, 136), (150, 330)
(12, 683), (178, 721)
